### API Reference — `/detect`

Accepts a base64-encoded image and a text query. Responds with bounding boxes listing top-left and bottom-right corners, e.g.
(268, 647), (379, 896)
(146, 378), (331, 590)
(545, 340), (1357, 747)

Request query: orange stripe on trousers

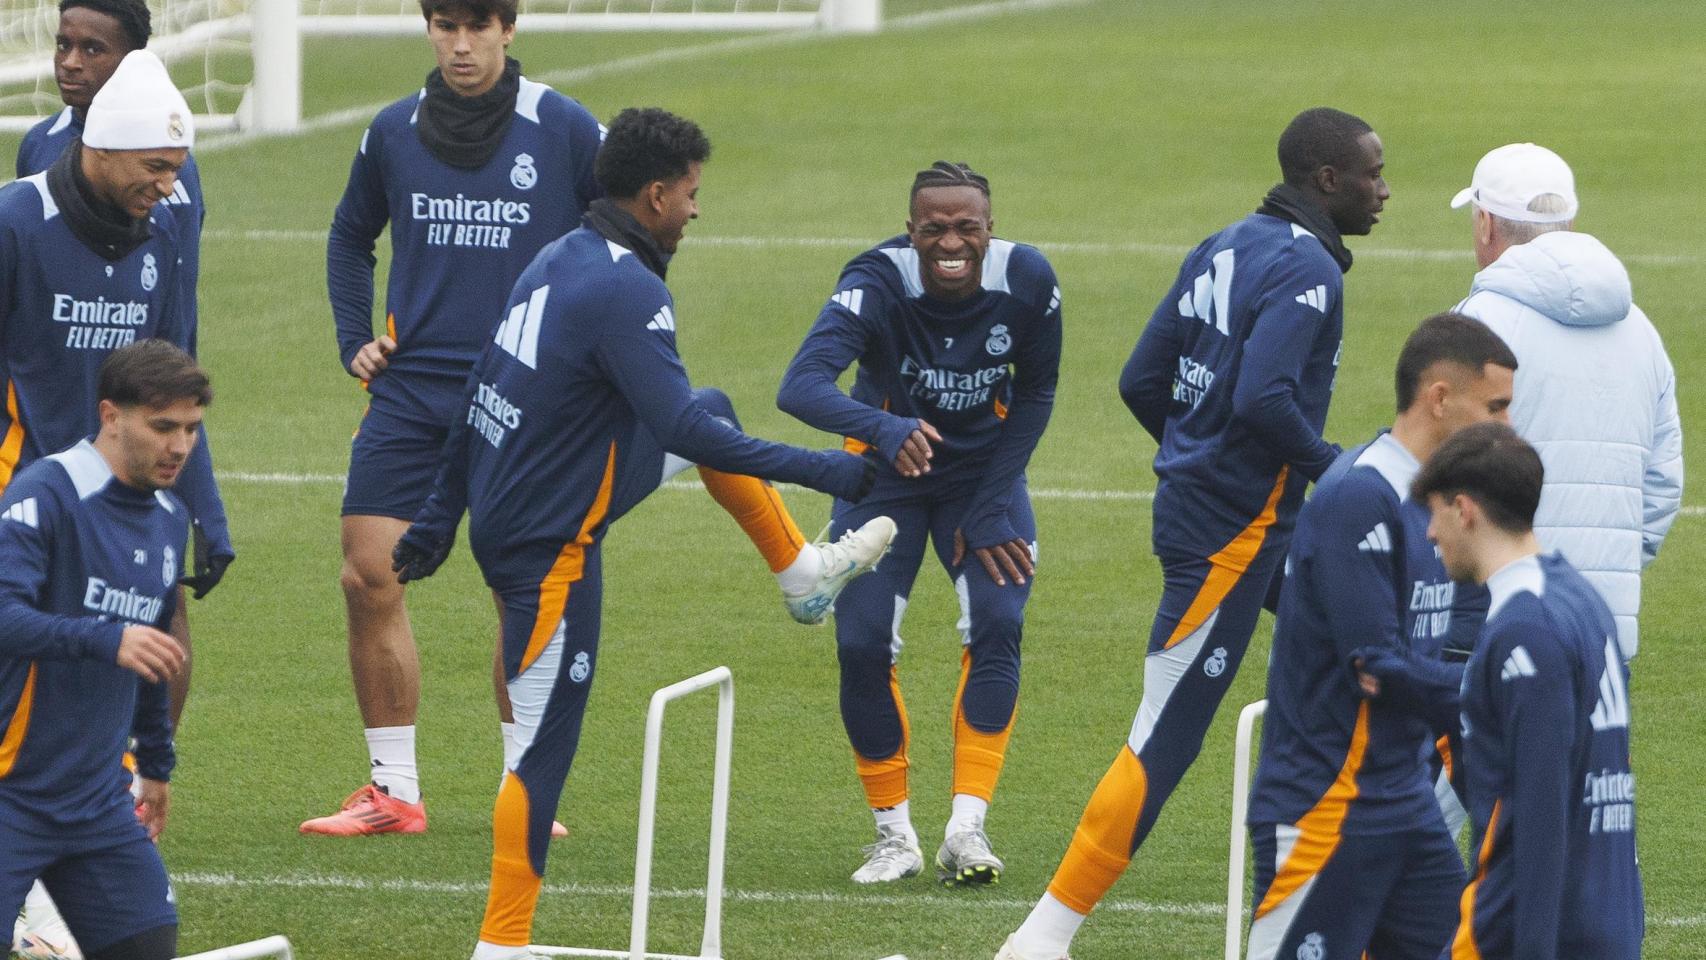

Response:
(855, 665), (911, 809)
(1164, 468), (1288, 649)
(479, 771), (543, 947)
(0, 663), (39, 779)
(521, 442), (617, 673)
(1452, 799), (1501, 960)
(951, 649), (1014, 802)
(1255, 700), (1370, 918)
(1046, 745), (1148, 915)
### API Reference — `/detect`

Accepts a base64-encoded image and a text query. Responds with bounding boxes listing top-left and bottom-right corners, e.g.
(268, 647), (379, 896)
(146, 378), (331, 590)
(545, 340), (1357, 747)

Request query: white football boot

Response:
(850, 828), (923, 884)
(937, 822), (1004, 886)
(784, 516), (898, 625)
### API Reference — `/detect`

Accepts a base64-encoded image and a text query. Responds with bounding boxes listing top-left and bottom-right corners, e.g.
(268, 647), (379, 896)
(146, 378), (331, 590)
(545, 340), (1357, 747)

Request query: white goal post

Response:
(1, 0), (880, 134)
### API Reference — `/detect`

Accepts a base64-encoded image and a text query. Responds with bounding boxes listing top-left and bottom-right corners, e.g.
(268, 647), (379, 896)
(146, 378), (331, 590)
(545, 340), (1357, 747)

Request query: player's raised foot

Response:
(994, 934), (1069, 960)
(937, 825), (1004, 887)
(784, 516), (898, 625)
(850, 829), (923, 884)
(15, 884), (80, 960)
(299, 783), (427, 836)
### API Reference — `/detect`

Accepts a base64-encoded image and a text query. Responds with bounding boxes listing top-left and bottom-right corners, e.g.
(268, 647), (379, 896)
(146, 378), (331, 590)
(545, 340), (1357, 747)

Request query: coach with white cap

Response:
(1449, 142), (1682, 661)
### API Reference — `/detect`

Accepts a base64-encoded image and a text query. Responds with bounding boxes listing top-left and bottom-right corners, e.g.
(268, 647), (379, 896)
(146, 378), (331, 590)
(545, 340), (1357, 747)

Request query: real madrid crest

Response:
(166, 112), (185, 142)
(984, 323), (1011, 356)
(163, 545), (177, 587)
(141, 253), (158, 292)
(510, 152), (538, 191)
(569, 650), (591, 683)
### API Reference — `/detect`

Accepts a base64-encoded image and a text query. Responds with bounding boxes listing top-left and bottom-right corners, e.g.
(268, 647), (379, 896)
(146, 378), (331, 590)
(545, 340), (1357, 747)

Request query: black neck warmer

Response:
(46, 139), (151, 262)
(583, 198), (671, 280)
(1256, 182), (1354, 274)
(416, 57), (521, 169)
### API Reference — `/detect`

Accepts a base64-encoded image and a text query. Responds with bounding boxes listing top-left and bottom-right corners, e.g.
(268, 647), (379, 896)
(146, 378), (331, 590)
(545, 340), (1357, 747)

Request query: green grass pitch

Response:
(4, 1), (1705, 957)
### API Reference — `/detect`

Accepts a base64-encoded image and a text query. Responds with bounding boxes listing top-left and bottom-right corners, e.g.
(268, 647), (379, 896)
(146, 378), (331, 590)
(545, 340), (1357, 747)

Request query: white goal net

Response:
(1, 0), (879, 134)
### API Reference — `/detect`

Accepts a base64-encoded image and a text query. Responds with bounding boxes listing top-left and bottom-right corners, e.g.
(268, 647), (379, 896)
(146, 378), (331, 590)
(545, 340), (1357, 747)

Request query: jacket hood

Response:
(1469, 231), (1632, 328)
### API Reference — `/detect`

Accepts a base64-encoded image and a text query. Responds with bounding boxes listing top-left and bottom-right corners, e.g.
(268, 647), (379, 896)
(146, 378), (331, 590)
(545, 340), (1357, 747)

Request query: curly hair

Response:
(59, 0), (151, 51)
(594, 108), (712, 199)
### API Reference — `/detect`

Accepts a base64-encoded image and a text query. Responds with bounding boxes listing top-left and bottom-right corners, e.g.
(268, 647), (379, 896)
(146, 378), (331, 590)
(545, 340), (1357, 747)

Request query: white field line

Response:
(194, 0), (1097, 154)
(201, 227), (1701, 269)
(170, 869), (1706, 927)
(216, 472), (1706, 517)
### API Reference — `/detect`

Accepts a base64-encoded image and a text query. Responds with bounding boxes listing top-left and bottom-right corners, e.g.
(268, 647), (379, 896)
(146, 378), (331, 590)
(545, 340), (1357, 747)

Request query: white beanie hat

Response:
(83, 50), (195, 151)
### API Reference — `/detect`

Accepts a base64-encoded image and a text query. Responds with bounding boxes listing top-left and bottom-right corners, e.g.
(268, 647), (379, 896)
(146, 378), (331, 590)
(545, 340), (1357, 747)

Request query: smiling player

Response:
(778, 161), (1063, 887)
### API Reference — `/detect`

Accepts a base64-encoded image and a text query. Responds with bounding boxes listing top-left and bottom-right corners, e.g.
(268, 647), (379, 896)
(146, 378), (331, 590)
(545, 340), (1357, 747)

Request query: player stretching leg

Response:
(778, 163), (1062, 886)
(392, 109), (891, 960)
(999, 108), (1388, 959)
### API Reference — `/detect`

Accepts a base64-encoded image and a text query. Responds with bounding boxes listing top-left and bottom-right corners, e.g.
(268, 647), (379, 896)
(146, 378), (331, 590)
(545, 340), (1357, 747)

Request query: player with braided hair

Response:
(779, 160), (1062, 887)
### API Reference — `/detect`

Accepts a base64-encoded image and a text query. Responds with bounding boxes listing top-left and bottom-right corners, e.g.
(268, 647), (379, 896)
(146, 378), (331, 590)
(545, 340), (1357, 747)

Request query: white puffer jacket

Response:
(1455, 231), (1683, 660)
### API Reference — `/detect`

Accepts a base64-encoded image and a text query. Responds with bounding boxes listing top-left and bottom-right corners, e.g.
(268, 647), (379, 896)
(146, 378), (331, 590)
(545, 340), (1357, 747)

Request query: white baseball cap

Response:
(1449, 142), (1577, 223)
(83, 50), (195, 151)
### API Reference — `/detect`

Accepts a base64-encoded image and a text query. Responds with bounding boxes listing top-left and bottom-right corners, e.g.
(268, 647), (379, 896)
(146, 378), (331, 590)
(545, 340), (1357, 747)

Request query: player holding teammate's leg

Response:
(0, 341), (212, 960)
(777, 163), (1062, 886)
(998, 108), (1388, 959)
(391, 108), (892, 960)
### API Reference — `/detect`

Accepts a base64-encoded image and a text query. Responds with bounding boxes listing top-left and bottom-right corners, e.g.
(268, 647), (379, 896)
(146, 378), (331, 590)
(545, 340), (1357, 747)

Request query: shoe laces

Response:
(951, 827), (994, 858)
(339, 783), (384, 811)
(861, 832), (916, 863)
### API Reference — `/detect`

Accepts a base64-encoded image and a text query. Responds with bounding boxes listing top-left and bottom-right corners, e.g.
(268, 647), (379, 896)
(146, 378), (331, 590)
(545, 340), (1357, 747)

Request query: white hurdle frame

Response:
(535, 666), (734, 960)
(1224, 699), (1267, 960)
(175, 935), (295, 960)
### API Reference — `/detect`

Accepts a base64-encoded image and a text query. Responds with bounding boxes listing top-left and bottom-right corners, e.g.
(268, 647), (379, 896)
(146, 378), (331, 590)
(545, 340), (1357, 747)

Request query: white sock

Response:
(946, 793), (990, 838)
(872, 800), (916, 843)
(365, 725), (420, 804)
(500, 721), (521, 775)
(471, 941), (532, 960)
(1010, 893), (1087, 960)
(775, 541), (825, 596)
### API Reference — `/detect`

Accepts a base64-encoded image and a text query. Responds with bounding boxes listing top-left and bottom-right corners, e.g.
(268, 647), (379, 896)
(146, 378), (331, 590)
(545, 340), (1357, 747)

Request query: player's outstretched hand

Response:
(952, 529), (1034, 587)
(348, 335), (397, 382)
(116, 625), (187, 684)
(894, 420), (941, 478)
(136, 777), (171, 840)
(393, 524), (454, 583)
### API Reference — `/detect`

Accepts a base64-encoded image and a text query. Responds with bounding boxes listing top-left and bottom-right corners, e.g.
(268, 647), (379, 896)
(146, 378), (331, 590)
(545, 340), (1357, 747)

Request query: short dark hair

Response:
(1394, 312), (1518, 412)
(595, 108), (711, 199)
(418, 0), (518, 27)
(910, 160), (991, 208)
(59, 0), (150, 51)
(1411, 422), (1542, 534)
(98, 340), (213, 409)
(1277, 107), (1374, 188)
